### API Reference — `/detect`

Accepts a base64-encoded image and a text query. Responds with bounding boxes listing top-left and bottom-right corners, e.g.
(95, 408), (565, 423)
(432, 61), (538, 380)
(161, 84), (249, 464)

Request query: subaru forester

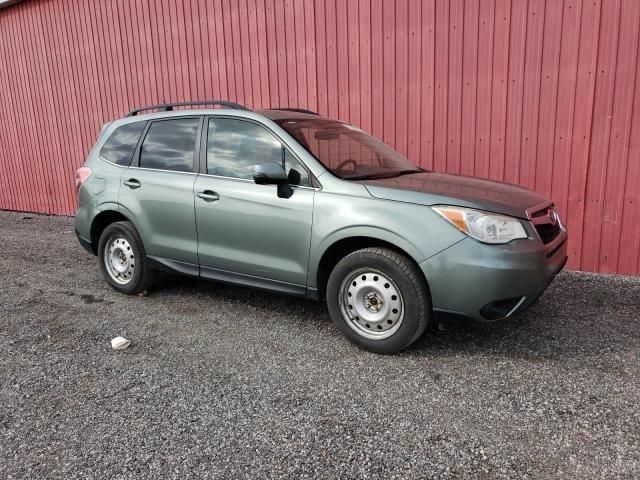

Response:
(75, 101), (568, 353)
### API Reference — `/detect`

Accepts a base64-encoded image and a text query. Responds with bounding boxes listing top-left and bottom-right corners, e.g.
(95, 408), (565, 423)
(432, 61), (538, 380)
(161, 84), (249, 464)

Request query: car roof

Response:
(116, 100), (347, 125)
(257, 109), (325, 121)
(111, 107), (332, 127)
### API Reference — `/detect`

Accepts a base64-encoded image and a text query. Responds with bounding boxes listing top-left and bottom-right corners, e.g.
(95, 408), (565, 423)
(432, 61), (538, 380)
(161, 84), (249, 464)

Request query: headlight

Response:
(432, 206), (528, 244)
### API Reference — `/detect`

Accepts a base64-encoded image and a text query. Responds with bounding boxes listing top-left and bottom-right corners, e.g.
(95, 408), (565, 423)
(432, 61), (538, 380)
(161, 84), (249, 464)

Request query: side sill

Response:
(146, 256), (310, 297)
(305, 287), (320, 300)
(200, 265), (306, 297)
(147, 256), (200, 277)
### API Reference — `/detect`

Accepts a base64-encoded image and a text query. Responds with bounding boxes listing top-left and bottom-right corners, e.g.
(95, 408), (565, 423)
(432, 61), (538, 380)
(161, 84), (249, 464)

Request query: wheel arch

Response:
(90, 208), (135, 255)
(313, 233), (428, 300)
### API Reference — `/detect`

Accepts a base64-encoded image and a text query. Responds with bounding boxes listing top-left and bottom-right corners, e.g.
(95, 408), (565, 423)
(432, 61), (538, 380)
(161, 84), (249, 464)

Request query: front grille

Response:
(530, 205), (562, 244)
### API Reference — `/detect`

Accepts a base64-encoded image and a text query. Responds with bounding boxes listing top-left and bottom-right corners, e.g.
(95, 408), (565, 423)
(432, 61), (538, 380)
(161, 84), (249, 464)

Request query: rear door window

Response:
(100, 122), (146, 166)
(139, 118), (199, 172)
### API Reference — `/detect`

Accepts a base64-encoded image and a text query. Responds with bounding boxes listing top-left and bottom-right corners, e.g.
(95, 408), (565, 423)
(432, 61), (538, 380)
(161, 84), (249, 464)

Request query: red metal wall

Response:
(0, 0), (639, 274)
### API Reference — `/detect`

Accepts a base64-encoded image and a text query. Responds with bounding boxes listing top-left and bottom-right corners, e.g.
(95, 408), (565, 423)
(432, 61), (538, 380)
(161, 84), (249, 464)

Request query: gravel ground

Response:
(0, 211), (638, 479)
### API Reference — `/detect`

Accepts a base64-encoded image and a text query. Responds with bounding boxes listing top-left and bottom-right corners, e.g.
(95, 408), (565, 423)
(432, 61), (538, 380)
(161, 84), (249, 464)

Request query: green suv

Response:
(75, 101), (567, 353)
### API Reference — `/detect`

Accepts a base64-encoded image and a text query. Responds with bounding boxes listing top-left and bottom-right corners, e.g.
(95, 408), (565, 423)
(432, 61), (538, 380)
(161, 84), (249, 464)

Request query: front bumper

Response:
(421, 229), (568, 322)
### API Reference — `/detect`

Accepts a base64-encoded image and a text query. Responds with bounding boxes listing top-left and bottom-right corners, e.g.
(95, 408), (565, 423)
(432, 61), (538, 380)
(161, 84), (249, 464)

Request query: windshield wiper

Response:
(343, 169), (423, 181)
(376, 169), (424, 179)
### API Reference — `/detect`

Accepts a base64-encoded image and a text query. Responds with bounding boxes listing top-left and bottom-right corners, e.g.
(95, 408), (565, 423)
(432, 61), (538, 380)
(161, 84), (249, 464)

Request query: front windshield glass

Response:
(274, 118), (422, 180)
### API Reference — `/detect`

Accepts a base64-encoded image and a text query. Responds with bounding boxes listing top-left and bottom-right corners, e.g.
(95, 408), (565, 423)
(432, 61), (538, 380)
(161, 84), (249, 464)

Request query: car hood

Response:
(357, 171), (548, 218)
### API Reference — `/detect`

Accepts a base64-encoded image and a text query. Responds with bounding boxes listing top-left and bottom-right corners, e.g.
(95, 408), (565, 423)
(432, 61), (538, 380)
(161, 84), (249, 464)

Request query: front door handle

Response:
(197, 190), (220, 202)
(123, 179), (141, 189)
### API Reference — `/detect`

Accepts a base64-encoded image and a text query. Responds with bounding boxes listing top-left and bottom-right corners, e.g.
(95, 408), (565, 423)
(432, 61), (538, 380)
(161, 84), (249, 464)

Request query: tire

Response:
(326, 247), (431, 353)
(97, 221), (154, 295)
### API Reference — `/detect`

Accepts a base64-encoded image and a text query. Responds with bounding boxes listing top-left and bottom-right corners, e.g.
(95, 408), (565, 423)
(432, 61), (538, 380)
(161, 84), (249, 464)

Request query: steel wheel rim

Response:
(339, 268), (404, 340)
(104, 235), (135, 285)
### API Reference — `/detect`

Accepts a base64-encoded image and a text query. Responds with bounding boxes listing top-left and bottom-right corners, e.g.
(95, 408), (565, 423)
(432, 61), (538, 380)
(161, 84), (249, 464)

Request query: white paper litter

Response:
(111, 336), (130, 350)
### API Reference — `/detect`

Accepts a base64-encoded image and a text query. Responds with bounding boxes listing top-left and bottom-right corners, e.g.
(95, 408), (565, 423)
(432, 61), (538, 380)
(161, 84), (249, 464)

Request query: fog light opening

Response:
(480, 296), (526, 321)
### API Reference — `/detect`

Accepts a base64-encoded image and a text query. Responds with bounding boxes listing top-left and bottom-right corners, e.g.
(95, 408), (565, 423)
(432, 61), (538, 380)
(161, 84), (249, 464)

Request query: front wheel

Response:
(326, 247), (431, 353)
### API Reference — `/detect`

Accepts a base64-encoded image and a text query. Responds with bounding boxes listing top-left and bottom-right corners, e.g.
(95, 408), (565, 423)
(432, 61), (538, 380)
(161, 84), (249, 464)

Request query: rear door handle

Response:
(197, 190), (220, 202)
(123, 179), (141, 189)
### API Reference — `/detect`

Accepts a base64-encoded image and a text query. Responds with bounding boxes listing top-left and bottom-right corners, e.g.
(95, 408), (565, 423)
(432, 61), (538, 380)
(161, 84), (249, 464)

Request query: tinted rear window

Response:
(100, 122), (146, 166)
(139, 118), (199, 172)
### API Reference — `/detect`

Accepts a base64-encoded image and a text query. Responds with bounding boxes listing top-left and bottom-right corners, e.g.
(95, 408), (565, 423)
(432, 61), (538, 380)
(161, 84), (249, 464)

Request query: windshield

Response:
(274, 118), (422, 180)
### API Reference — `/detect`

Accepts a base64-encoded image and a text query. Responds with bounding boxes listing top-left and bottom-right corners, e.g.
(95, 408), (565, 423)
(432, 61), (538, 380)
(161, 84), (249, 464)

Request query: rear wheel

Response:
(98, 221), (153, 294)
(326, 247), (431, 353)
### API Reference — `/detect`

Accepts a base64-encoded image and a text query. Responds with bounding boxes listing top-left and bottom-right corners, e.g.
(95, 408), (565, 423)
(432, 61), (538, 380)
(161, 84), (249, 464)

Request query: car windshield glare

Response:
(275, 118), (422, 180)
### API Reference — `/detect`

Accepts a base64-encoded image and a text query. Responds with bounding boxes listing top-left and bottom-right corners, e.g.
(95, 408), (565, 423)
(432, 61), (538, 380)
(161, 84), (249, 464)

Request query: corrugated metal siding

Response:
(0, 0), (638, 274)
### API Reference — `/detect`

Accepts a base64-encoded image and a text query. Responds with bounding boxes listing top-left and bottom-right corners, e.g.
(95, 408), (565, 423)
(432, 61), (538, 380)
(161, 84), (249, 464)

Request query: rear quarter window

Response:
(100, 122), (146, 166)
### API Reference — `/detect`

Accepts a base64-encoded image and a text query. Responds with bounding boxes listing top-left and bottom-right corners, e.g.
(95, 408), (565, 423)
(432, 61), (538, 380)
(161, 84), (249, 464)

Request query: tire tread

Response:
(327, 247), (431, 353)
(98, 221), (154, 294)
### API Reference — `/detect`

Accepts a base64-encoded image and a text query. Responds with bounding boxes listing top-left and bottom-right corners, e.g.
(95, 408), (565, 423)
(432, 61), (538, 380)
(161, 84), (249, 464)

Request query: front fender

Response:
(307, 192), (466, 289)
(314, 225), (424, 267)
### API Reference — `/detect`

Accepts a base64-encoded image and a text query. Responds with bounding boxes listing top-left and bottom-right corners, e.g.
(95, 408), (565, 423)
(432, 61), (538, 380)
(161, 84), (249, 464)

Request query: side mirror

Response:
(253, 162), (287, 185)
(287, 168), (302, 186)
(252, 162), (293, 199)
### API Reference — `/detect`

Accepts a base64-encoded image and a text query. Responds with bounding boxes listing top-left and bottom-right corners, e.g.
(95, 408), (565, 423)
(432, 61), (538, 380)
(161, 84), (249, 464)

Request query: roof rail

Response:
(271, 107), (319, 115)
(125, 100), (250, 117)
